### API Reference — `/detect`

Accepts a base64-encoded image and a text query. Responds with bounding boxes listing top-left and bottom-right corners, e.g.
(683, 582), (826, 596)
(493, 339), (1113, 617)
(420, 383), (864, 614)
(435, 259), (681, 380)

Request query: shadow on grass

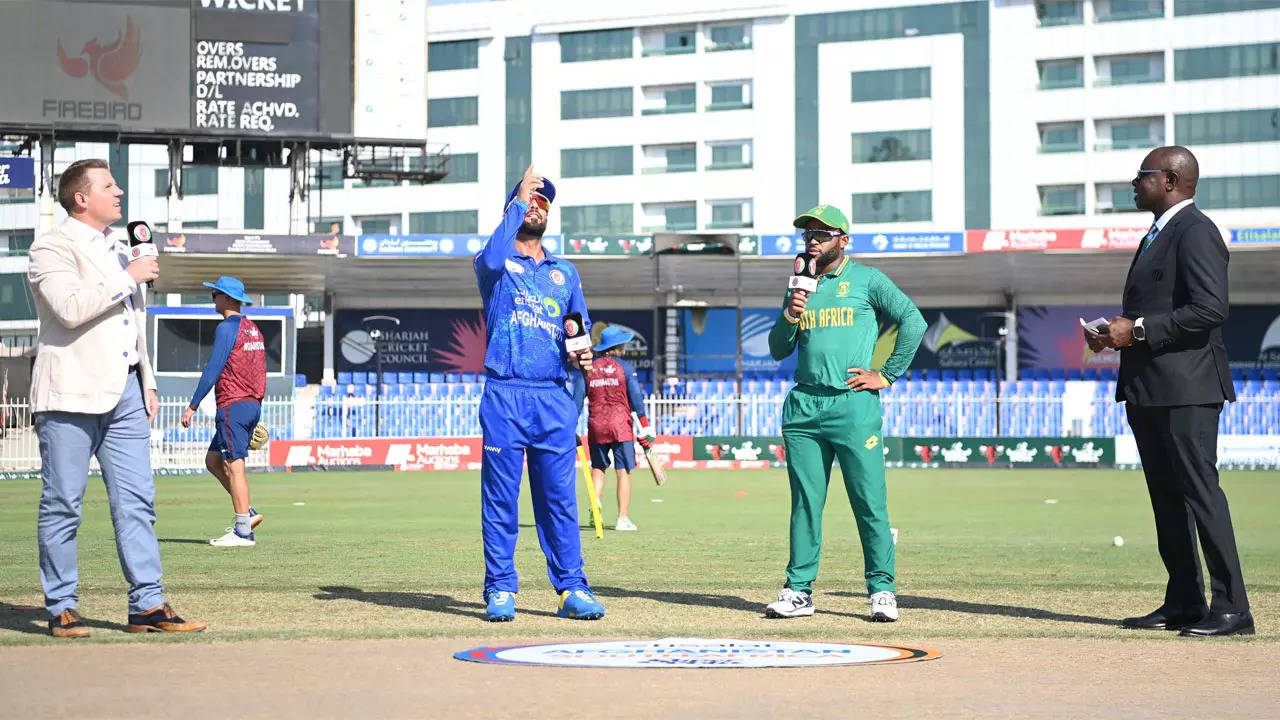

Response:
(590, 586), (775, 615)
(158, 539), (211, 545)
(830, 592), (1116, 626)
(0, 601), (129, 636)
(313, 586), (559, 620)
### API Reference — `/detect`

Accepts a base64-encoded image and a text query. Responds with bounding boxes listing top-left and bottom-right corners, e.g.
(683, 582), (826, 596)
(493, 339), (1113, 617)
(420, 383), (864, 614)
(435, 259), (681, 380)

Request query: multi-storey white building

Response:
(2, 0), (1278, 347)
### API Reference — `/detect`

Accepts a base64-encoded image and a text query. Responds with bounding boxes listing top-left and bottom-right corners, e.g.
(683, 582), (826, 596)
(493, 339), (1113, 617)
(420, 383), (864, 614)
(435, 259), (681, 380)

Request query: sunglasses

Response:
(1134, 168), (1175, 182)
(801, 229), (843, 242)
(529, 192), (550, 212)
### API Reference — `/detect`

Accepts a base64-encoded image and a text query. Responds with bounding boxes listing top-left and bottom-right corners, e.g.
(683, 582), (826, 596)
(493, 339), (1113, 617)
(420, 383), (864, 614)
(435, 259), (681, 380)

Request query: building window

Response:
(2, 231), (34, 257)
(642, 85), (696, 115)
(851, 190), (932, 222)
(429, 97), (479, 127)
(851, 129), (931, 163)
(179, 292), (214, 305)
(561, 87), (633, 120)
(1038, 122), (1085, 152)
(409, 210), (478, 234)
(1096, 53), (1165, 86)
(707, 81), (751, 111)
(1096, 0), (1164, 22)
(429, 39), (479, 71)
(1096, 116), (1163, 150)
(561, 204), (634, 235)
(1197, 174), (1280, 209)
(642, 203), (696, 232)
(1038, 185), (1085, 215)
(313, 218), (343, 234)
(1037, 0), (1083, 26)
(851, 67), (930, 102)
(1175, 0), (1280, 15)
(154, 166), (218, 196)
(357, 216), (399, 234)
(707, 140), (752, 170)
(708, 199), (751, 229)
(1097, 183), (1139, 213)
(642, 144), (696, 174)
(561, 28), (633, 63)
(439, 152), (479, 184)
(644, 28), (695, 56)
(1175, 42), (1280, 81)
(561, 146), (633, 178)
(708, 24), (750, 51)
(1175, 108), (1280, 145)
(311, 162), (344, 190)
(183, 220), (219, 229)
(1037, 58), (1084, 89)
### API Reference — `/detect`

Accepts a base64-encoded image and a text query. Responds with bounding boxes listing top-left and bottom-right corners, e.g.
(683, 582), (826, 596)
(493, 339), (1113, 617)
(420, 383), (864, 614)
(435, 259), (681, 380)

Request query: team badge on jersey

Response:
(837, 281), (850, 297)
(549, 269), (566, 286)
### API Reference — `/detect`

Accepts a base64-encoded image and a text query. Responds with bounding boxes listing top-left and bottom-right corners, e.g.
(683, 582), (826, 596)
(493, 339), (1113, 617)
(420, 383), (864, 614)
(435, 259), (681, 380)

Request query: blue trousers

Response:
(479, 378), (589, 595)
(36, 370), (165, 616)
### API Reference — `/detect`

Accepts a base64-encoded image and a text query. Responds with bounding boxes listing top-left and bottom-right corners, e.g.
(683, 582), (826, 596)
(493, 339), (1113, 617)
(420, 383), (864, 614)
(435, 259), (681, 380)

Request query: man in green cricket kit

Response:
(764, 204), (926, 622)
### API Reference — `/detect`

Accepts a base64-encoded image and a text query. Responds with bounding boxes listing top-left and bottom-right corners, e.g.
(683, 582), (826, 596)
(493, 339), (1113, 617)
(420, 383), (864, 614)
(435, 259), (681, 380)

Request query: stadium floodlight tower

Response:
(650, 232), (747, 433)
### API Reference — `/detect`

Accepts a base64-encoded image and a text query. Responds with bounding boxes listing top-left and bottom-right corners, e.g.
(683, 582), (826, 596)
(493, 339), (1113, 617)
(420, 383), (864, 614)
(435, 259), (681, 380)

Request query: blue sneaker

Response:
(485, 590), (515, 622)
(557, 589), (605, 620)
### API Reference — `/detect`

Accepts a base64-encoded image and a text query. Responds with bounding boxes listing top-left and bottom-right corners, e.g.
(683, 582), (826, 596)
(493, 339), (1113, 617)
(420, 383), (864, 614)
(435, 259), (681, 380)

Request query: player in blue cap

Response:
(572, 325), (654, 531)
(474, 164), (605, 621)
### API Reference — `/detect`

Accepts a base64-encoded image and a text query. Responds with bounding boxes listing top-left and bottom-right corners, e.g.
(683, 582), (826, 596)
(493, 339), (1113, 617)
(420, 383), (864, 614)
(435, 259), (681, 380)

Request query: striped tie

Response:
(1139, 223), (1159, 254)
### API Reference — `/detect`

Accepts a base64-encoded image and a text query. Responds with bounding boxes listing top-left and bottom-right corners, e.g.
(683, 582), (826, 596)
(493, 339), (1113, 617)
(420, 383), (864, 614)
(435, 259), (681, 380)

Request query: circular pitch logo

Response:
(454, 638), (939, 669)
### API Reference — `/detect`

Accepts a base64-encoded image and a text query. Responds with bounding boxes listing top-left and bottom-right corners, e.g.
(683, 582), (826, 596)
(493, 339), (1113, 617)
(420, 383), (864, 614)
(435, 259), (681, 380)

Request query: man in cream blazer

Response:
(28, 159), (204, 637)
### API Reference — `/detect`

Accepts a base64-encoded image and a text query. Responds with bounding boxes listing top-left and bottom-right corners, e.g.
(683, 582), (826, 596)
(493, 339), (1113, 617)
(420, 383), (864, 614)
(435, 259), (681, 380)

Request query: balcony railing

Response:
(706, 101), (752, 112)
(642, 45), (696, 57)
(1094, 138), (1158, 151)
(1038, 204), (1085, 216)
(641, 221), (697, 232)
(706, 161), (753, 171)
(1036, 77), (1084, 90)
(1038, 14), (1083, 26)
(707, 41), (751, 52)
(1094, 74), (1164, 87)
(641, 104), (696, 115)
(1038, 141), (1084, 153)
(641, 163), (696, 174)
(1096, 8), (1163, 22)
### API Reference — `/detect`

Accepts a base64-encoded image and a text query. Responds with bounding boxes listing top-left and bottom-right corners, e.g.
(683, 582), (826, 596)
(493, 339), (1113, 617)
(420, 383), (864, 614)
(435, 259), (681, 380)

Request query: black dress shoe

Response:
(1179, 611), (1254, 637)
(1121, 608), (1207, 631)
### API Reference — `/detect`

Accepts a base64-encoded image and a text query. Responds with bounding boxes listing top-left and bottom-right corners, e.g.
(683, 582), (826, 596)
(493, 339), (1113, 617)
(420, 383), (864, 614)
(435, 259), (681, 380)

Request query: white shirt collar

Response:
(1153, 198), (1194, 233)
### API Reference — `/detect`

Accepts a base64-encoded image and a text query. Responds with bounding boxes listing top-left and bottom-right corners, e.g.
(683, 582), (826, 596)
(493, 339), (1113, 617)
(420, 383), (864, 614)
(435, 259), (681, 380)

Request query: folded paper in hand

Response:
(1079, 317), (1110, 335)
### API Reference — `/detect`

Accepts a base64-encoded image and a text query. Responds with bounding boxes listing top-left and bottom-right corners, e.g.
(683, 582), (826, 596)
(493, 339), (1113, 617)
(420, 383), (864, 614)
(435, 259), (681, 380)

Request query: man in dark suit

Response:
(1088, 145), (1252, 637)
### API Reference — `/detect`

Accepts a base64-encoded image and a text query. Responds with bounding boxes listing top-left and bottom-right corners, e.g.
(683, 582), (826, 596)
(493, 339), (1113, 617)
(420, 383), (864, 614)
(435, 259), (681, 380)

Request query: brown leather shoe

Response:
(49, 609), (91, 638)
(125, 603), (208, 633)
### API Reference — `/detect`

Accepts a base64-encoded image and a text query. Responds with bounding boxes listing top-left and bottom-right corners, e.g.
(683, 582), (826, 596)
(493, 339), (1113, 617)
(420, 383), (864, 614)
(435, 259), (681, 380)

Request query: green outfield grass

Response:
(0, 468), (1275, 645)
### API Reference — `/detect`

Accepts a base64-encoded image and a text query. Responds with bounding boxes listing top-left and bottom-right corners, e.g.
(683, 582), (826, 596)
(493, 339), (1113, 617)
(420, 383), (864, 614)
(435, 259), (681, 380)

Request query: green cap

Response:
(793, 204), (850, 234)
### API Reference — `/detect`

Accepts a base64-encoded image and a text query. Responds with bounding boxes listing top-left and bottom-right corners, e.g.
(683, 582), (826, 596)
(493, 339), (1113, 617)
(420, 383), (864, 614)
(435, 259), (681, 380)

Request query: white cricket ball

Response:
(1113, 535), (1125, 547)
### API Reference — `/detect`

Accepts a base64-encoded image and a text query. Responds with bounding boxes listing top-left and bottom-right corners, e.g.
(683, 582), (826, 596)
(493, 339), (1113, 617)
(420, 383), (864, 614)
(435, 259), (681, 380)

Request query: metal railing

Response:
(1, 396), (294, 474)
(3, 394), (1276, 473)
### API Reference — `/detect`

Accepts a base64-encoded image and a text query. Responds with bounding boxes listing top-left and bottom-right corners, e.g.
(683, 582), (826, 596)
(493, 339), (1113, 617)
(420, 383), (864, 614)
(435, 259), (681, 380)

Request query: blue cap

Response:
(593, 325), (634, 353)
(202, 276), (253, 304)
(505, 177), (556, 209)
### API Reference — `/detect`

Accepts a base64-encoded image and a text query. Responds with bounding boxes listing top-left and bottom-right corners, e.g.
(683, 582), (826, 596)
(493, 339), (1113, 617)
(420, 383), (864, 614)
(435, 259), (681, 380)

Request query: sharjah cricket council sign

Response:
(454, 638), (939, 668)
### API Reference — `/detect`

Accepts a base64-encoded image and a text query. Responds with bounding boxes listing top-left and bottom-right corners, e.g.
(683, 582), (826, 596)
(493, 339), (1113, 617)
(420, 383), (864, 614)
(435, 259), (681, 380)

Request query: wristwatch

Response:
(1132, 317), (1146, 341)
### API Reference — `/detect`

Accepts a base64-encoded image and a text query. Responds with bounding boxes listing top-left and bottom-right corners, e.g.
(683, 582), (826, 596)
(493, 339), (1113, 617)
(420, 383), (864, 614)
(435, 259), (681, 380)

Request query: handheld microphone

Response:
(126, 220), (157, 289)
(788, 252), (818, 294)
(126, 220), (157, 260)
(564, 312), (591, 354)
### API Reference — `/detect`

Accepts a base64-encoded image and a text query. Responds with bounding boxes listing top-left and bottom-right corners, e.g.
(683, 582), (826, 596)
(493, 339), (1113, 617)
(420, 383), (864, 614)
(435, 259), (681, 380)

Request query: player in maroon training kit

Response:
(572, 326), (654, 531)
(181, 276), (268, 547)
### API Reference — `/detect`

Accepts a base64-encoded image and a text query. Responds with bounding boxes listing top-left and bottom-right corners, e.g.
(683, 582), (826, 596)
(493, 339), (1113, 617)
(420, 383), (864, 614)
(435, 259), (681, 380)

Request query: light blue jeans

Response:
(37, 370), (165, 616)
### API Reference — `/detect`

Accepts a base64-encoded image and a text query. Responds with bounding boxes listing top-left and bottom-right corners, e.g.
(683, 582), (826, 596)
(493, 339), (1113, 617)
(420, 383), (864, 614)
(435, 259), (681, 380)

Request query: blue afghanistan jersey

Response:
(475, 199), (590, 383)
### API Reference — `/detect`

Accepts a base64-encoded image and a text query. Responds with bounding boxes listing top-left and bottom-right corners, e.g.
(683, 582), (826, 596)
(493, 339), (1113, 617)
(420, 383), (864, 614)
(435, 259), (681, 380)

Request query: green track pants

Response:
(781, 384), (894, 595)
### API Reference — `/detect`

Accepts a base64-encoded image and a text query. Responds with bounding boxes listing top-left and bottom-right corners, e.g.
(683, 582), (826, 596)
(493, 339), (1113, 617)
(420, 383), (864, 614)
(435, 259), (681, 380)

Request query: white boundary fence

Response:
(3, 393), (1274, 473)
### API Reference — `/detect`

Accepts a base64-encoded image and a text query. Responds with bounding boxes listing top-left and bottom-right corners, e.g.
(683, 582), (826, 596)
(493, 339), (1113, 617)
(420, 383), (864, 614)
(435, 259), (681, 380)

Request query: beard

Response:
(816, 244), (842, 267)
(519, 219), (546, 237)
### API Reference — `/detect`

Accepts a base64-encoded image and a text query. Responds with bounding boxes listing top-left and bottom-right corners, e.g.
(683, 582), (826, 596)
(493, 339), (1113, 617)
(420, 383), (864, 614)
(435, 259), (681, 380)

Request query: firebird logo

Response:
(57, 16), (142, 101)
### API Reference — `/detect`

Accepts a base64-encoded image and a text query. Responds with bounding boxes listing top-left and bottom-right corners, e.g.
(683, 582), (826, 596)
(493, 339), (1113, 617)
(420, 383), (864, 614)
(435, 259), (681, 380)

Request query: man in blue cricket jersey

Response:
(474, 164), (605, 622)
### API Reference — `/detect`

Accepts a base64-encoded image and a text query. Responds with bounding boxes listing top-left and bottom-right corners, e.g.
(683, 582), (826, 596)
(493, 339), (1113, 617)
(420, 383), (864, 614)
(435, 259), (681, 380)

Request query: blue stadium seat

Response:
(941, 369), (956, 381)
(398, 372), (414, 384)
(460, 372), (477, 383)
(1066, 368), (1083, 380)
(429, 372), (445, 383)
(413, 372), (430, 384)
(337, 371), (352, 385)
(1262, 368), (1278, 382)
(352, 372), (368, 385)
(1019, 368), (1034, 381)
(957, 369), (973, 381)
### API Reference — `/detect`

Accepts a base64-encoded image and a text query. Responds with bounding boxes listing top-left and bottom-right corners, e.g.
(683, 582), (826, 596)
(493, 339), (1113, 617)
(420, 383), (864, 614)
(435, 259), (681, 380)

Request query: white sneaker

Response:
(870, 591), (898, 622)
(615, 517), (637, 531)
(209, 528), (256, 547)
(765, 588), (814, 618)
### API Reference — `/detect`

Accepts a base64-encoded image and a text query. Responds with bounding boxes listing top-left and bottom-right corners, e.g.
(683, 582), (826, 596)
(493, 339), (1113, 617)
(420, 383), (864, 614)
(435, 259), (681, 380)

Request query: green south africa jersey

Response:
(767, 256), (926, 390)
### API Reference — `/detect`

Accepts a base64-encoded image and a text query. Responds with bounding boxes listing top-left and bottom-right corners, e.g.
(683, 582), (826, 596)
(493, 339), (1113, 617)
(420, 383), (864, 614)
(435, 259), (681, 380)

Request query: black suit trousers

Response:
(1126, 403), (1249, 614)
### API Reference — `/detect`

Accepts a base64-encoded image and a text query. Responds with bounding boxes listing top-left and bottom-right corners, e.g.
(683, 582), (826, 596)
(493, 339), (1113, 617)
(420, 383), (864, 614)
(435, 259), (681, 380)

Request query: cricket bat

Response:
(633, 413), (667, 486)
(576, 437), (604, 539)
